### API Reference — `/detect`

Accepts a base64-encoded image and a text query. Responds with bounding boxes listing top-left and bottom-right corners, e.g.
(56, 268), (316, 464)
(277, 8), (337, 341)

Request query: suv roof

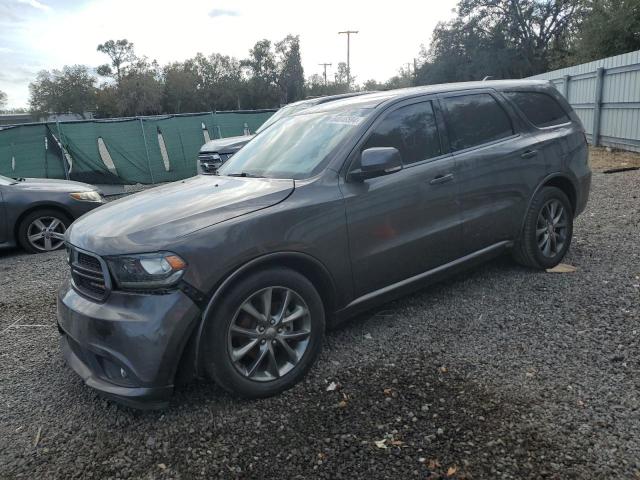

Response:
(305, 80), (553, 113)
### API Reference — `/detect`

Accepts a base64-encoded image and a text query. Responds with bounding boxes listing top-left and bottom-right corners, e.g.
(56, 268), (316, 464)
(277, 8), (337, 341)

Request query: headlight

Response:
(70, 191), (102, 202)
(106, 252), (187, 290)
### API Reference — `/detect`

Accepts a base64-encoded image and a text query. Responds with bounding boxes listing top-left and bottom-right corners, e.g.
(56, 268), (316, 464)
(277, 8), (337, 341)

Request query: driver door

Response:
(339, 99), (461, 298)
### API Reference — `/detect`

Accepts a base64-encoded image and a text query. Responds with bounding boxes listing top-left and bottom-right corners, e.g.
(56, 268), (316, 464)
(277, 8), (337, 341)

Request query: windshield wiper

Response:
(226, 172), (264, 178)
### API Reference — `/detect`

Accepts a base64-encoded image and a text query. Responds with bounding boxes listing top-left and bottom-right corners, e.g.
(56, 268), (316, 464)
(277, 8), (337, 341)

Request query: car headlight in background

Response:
(70, 191), (103, 202)
(106, 252), (187, 290)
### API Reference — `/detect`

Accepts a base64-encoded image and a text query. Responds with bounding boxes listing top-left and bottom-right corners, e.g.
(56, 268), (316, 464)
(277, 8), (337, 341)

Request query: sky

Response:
(0, 0), (458, 109)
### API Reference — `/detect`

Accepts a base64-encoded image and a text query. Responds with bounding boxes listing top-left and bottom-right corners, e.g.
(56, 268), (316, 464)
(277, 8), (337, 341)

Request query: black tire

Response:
(513, 186), (574, 269)
(202, 267), (325, 398)
(17, 209), (72, 254)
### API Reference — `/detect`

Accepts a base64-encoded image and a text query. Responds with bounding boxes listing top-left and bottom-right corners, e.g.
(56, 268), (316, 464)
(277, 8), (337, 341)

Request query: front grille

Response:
(198, 152), (234, 174)
(68, 246), (109, 301)
(77, 252), (101, 271)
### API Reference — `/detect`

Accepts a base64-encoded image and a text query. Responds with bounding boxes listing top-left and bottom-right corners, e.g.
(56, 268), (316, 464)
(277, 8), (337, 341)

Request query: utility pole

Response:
(338, 30), (358, 87)
(318, 63), (332, 86)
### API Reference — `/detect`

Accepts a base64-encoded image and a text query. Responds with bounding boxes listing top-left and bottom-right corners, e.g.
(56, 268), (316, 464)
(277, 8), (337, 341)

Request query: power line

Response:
(338, 30), (358, 87)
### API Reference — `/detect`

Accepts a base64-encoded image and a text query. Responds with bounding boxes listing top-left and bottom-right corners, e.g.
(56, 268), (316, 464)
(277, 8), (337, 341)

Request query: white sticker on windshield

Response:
(327, 115), (365, 126)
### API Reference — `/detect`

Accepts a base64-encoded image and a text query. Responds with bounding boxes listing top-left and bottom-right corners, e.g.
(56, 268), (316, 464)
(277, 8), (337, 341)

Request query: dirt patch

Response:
(589, 146), (640, 172)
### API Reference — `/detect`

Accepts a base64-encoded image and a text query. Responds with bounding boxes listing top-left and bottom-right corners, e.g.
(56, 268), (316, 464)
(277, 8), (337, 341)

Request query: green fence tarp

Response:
(0, 110), (274, 185)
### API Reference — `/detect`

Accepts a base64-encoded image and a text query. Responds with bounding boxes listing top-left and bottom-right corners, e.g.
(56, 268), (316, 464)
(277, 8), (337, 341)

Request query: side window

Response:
(504, 91), (570, 128)
(442, 93), (514, 151)
(361, 101), (441, 165)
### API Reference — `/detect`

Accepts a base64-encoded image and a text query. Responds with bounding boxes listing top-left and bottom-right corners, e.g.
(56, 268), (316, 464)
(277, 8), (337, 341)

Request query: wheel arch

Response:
(542, 175), (577, 213)
(519, 173), (577, 236)
(13, 203), (74, 242)
(185, 251), (338, 378)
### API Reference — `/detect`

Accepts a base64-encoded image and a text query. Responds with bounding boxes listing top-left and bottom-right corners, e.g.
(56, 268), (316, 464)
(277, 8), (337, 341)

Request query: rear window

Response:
(504, 91), (570, 128)
(442, 93), (514, 151)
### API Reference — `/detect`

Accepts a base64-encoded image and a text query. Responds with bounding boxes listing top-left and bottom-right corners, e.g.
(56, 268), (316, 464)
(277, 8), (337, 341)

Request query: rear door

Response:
(502, 89), (577, 170)
(340, 98), (461, 297)
(439, 90), (544, 255)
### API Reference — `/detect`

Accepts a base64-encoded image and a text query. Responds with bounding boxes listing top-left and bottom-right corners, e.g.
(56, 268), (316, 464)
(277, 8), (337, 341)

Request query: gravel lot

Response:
(1, 168), (639, 479)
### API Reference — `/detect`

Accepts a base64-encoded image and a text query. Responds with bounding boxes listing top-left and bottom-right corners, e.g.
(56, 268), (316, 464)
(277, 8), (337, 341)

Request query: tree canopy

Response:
(28, 65), (96, 119)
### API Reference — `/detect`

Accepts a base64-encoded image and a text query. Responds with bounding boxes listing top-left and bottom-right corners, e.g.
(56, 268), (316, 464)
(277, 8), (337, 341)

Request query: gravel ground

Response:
(1, 169), (639, 479)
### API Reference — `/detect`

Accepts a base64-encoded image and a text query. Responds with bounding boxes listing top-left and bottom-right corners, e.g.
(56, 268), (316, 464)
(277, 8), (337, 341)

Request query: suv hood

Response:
(12, 178), (97, 193)
(199, 135), (253, 154)
(67, 175), (294, 255)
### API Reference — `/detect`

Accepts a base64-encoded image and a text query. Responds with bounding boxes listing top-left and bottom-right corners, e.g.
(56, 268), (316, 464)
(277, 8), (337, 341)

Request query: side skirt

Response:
(333, 241), (512, 324)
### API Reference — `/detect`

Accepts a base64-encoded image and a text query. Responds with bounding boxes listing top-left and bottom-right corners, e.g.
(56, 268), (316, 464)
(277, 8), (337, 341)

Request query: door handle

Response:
(521, 150), (538, 159)
(429, 173), (454, 185)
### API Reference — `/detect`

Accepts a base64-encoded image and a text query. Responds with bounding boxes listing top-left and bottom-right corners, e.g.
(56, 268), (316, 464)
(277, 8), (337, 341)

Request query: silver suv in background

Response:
(196, 93), (369, 174)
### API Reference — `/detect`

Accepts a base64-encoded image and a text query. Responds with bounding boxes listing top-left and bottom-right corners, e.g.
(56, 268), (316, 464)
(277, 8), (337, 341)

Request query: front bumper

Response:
(57, 279), (201, 409)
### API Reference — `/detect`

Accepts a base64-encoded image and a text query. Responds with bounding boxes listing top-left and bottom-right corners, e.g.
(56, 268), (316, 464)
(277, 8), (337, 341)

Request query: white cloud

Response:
(208, 7), (239, 17)
(17, 0), (51, 11)
(0, 0), (458, 108)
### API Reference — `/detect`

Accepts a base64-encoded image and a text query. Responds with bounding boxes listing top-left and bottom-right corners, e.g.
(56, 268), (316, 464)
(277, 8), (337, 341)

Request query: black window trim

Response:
(344, 95), (452, 177)
(501, 89), (572, 131)
(437, 89), (520, 155)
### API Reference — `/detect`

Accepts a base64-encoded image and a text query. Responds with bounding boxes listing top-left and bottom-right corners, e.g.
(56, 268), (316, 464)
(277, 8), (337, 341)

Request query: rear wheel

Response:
(17, 209), (71, 254)
(202, 267), (325, 398)
(513, 186), (573, 269)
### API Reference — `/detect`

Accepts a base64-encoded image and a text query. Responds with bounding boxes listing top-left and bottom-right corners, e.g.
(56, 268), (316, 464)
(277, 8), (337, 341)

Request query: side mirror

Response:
(348, 147), (402, 182)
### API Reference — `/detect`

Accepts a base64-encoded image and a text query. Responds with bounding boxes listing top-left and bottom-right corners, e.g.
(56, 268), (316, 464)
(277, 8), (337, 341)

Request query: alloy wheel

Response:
(27, 216), (66, 252)
(536, 199), (568, 258)
(227, 287), (312, 382)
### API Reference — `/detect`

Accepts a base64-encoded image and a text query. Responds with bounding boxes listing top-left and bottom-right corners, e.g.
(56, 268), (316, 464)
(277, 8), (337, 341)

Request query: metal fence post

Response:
(56, 121), (70, 180)
(562, 74), (571, 99)
(592, 67), (605, 147)
(139, 118), (155, 184)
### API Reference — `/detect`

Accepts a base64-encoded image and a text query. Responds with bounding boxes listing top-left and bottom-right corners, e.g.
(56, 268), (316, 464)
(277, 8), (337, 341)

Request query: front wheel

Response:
(202, 267), (325, 398)
(513, 186), (574, 269)
(17, 209), (71, 254)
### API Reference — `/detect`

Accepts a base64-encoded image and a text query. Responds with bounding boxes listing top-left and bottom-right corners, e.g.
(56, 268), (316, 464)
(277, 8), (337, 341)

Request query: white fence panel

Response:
(528, 50), (640, 152)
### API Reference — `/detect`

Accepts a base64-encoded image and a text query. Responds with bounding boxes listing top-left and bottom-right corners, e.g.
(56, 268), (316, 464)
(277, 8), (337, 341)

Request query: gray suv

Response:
(58, 80), (591, 408)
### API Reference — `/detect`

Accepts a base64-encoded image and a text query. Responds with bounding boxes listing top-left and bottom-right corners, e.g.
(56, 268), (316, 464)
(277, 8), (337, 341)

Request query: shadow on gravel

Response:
(0, 247), (27, 260)
(164, 356), (584, 479)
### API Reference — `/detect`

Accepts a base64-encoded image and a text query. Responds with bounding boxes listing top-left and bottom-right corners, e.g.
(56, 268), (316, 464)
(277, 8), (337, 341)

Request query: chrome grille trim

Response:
(67, 245), (111, 301)
(198, 152), (234, 174)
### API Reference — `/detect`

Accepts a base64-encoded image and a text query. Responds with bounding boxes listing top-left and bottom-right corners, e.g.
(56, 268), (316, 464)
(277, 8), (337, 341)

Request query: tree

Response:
(305, 73), (326, 97)
(242, 39), (280, 108)
(572, 0), (640, 62)
(416, 0), (585, 85)
(28, 65), (96, 119)
(275, 35), (305, 104)
(188, 53), (245, 110)
(333, 62), (352, 93)
(97, 39), (136, 83)
(116, 58), (163, 116)
(163, 61), (201, 113)
(0, 90), (7, 110)
(94, 84), (119, 118)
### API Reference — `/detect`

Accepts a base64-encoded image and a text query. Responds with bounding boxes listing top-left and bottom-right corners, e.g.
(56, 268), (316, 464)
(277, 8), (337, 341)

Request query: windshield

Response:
(255, 102), (315, 134)
(218, 108), (371, 180)
(0, 174), (17, 185)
